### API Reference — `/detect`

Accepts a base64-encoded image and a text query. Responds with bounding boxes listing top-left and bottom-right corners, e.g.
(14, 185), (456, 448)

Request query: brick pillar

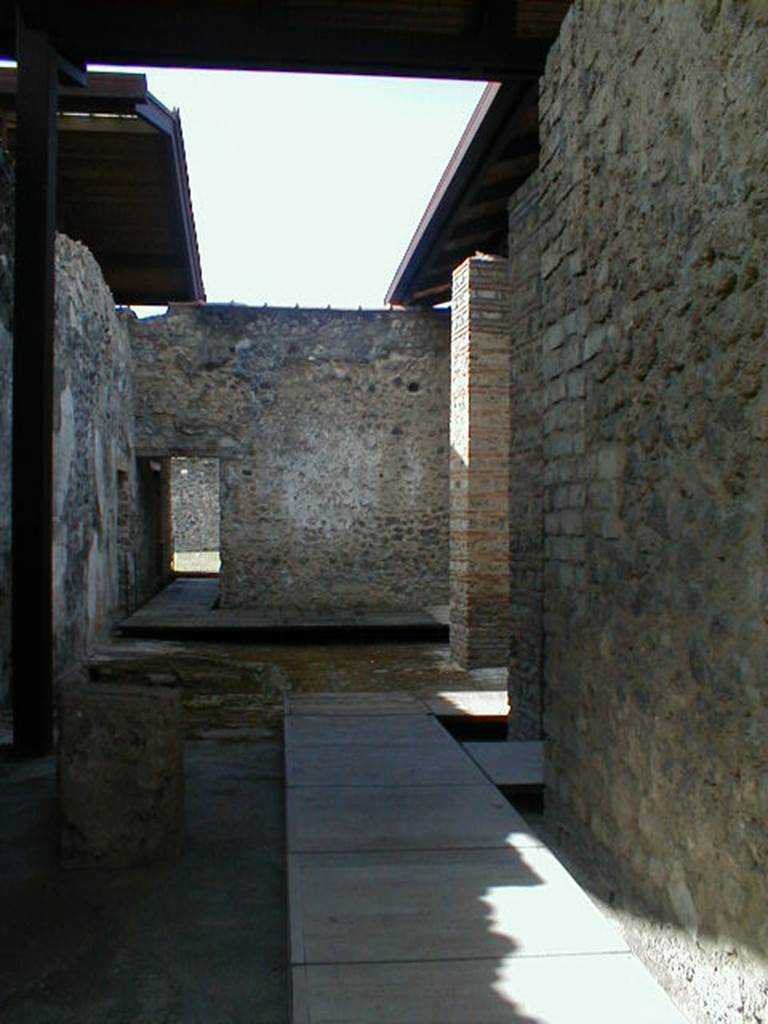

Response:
(450, 255), (511, 669)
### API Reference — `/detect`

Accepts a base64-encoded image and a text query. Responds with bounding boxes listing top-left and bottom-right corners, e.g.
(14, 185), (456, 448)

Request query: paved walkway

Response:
(285, 693), (689, 1024)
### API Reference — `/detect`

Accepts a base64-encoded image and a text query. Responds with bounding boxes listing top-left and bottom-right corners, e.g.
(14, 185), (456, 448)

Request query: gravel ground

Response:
(526, 813), (768, 1024)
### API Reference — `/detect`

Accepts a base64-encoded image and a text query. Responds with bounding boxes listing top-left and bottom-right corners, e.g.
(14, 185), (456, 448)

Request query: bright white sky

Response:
(107, 68), (485, 310)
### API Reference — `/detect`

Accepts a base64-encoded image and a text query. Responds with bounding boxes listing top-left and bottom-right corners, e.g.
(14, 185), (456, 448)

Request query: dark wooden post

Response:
(11, 7), (59, 754)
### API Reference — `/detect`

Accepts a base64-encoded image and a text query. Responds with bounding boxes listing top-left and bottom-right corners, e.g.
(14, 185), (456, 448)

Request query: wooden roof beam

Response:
(469, 166), (538, 206)
(2, 9), (553, 81)
(0, 68), (148, 115)
(410, 281), (452, 305)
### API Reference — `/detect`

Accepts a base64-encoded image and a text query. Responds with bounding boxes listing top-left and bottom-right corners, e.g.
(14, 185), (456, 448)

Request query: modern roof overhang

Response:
(0, 2), (568, 81)
(386, 79), (539, 307)
(0, 69), (205, 304)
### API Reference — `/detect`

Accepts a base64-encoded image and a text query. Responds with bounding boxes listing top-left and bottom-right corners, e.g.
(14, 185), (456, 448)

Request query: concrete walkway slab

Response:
(289, 847), (627, 965)
(286, 703), (689, 1024)
(286, 785), (541, 853)
(127, 577), (218, 613)
(288, 691), (511, 718)
(420, 689), (509, 715)
(292, 953), (689, 1023)
(286, 692), (425, 716)
(287, 741), (488, 788)
(285, 713), (446, 747)
(465, 740), (544, 787)
(423, 603), (450, 624)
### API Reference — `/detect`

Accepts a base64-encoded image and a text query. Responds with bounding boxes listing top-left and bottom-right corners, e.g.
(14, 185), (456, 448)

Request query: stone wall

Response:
(0, 145), (150, 704)
(170, 457), (220, 554)
(507, 172), (544, 737)
(130, 305), (450, 610)
(53, 235), (137, 673)
(537, 0), (768, 962)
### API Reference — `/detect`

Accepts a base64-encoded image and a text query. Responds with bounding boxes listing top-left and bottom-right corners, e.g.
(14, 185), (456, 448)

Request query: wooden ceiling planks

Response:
(0, 2), (568, 80)
(288, 0), (471, 34)
(517, 0), (572, 37)
(386, 79), (541, 306)
(0, 71), (204, 305)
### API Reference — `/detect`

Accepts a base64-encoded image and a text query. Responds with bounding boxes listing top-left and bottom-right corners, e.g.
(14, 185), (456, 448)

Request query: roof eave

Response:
(385, 80), (528, 306)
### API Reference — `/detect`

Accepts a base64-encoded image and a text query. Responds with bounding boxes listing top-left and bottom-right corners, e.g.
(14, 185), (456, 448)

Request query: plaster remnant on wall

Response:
(54, 385), (76, 521)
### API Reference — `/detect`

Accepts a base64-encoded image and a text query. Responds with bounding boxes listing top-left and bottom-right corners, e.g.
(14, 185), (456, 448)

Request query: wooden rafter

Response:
(386, 80), (539, 306)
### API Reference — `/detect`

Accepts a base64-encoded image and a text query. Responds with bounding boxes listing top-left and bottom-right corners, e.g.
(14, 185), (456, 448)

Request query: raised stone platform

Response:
(120, 579), (449, 642)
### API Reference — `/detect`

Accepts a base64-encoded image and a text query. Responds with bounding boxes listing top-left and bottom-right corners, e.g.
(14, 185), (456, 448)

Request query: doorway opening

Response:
(170, 457), (220, 576)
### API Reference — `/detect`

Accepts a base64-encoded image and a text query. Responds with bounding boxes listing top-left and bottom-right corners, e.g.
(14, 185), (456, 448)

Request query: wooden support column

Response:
(11, 9), (59, 754)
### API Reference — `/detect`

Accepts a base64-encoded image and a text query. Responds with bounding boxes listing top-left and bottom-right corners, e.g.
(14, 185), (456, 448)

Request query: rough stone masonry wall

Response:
(130, 305), (450, 610)
(170, 457), (220, 554)
(507, 172), (545, 737)
(0, 143), (146, 704)
(53, 235), (137, 674)
(538, 0), (768, 964)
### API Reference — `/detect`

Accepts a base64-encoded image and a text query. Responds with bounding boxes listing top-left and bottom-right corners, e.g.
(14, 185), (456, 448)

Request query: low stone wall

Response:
(537, 0), (767, 967)
(130, 305), (450, 610)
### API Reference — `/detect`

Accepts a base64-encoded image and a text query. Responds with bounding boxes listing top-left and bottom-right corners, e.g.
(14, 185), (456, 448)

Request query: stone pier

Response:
(449, 255), (511, 669)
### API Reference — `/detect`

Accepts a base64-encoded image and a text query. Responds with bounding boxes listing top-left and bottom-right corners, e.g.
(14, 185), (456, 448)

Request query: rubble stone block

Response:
(58, 681), (184, 867)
